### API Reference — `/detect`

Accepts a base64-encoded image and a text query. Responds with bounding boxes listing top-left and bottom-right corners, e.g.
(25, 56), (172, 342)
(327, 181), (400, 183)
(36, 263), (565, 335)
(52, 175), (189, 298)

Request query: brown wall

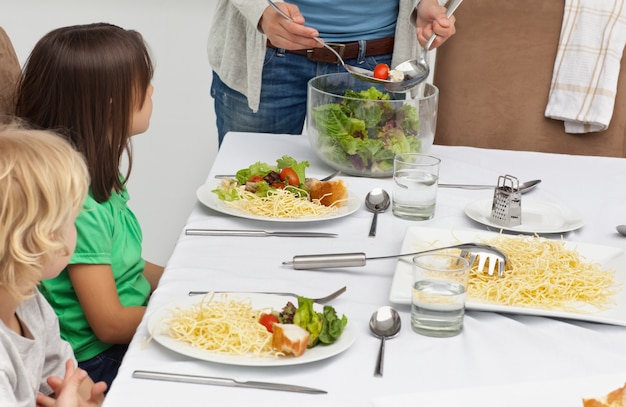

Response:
(433, 0), (626, 157)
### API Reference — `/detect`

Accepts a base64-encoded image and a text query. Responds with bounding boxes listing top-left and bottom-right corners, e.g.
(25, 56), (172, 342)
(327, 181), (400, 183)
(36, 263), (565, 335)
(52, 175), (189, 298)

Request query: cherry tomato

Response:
(279, 168), (300, 186)
(248, 175), (264, 183)
(271, 182), (285, 189)
(259, 313), (279, 332)
(373, 63), (390, 80)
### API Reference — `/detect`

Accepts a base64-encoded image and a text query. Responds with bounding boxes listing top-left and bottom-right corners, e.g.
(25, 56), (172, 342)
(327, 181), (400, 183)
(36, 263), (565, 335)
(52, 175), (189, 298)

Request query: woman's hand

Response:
(259, 2), (322, 50)
(416, 0), (457, 49)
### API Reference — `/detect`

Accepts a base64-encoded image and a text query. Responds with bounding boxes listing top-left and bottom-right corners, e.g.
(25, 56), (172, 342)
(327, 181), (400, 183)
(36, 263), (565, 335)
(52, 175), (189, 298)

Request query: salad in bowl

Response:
(307, 73), (438, 177)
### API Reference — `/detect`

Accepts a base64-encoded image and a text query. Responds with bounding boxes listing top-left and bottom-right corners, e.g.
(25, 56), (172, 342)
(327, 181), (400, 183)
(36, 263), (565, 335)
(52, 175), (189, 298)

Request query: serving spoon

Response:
(439, 179), (541, 193)
(369, 306), (402, 377)
(365, 188), (391, 237)
(385, 0), (464, 92)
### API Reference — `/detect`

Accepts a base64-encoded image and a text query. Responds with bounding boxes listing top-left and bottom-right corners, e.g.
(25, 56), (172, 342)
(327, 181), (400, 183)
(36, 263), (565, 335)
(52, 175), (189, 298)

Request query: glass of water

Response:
(392, 153), (441, 220)
(411, 253), (470, 337)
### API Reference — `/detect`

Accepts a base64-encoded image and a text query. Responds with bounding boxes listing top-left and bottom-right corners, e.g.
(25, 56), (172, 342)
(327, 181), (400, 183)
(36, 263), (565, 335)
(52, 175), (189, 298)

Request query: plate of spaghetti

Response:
(388, 227), (626, 326)
(196, 179), (361, 222)
(145, 293), (357, 366)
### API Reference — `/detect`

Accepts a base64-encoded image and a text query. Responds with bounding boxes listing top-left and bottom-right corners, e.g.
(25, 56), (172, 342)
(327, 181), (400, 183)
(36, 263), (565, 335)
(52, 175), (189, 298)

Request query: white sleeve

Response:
(36, 291), (76, 395)
(0, 367), (19, 405)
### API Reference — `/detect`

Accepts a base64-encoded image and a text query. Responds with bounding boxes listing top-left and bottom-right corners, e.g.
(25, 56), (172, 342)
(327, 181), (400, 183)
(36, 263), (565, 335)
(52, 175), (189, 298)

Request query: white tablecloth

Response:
(104, 132), (626, 407)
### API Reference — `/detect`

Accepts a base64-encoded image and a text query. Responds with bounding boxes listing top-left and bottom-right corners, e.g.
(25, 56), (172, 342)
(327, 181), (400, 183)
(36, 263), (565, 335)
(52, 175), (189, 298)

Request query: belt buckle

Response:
(307, 42), (345, 64)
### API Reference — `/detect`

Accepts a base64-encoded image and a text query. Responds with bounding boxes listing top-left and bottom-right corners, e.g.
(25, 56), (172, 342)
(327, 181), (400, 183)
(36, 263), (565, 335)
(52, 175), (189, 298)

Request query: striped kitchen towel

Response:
(545, 0), (626, 133)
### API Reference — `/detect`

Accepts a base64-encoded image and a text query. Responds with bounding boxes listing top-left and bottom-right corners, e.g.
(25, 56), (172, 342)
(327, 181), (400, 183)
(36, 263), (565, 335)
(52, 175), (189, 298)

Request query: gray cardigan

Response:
(207, 0), (420, 112)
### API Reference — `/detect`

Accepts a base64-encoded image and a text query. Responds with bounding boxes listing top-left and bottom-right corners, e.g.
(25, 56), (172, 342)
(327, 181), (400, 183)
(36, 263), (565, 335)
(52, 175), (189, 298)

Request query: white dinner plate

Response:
(388, 227), (626, 326)
(196, 180), (361, 222)
(464, 198), (585, 233)
(146, 293), (356, 366)
(370, 374), (626, 407)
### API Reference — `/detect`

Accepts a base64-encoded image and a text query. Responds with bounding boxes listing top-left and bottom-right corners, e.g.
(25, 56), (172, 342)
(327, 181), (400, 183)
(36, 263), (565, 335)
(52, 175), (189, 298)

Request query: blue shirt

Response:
(295, 0), (399, 42)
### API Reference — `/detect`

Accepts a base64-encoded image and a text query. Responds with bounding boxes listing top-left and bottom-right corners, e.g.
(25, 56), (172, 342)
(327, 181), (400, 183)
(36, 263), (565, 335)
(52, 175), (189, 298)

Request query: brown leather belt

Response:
(266, 37), (394, 64)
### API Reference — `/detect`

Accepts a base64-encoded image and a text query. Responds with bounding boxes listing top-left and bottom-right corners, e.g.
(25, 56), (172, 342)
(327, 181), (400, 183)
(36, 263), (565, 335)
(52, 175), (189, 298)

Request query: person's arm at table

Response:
(143, 260), (164, 292)
(69, 264), (146, 344)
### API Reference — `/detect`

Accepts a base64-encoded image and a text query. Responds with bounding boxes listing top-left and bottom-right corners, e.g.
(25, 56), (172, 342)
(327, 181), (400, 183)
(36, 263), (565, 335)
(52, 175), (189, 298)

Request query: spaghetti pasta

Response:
(162, 294), (281, 357)
(223, 186), (341, 218)
(468, 235), (617, 312)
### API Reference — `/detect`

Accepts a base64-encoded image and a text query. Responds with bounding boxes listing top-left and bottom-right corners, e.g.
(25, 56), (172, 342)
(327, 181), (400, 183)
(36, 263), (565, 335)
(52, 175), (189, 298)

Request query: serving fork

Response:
(283, 243), (508, 277)
(188, 286), (347, 304)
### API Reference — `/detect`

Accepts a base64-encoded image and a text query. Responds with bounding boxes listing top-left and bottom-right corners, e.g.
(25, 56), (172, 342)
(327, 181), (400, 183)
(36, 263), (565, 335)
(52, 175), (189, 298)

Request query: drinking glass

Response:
(392, 153), (441, 220)
(411, 253), (470, 337)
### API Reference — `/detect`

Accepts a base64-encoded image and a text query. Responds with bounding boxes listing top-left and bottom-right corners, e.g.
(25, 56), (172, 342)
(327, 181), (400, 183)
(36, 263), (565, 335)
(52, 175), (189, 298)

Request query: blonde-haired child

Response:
(0, 124), (106, 406)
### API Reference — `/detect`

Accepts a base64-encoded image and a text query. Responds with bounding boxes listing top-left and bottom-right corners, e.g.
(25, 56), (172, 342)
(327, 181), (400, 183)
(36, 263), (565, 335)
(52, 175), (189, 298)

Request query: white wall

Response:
(2, 1), (219, 265)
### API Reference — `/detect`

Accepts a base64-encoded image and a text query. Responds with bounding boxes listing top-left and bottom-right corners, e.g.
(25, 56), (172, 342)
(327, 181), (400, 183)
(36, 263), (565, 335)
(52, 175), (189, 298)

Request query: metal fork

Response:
(459, 245), (507, 277)
(213, 171), (340, 182)
(283, 243), (508, 277)
(319, 170), (341, 181)
(398, 244), (506, 276)
(188, 286), (347, 304)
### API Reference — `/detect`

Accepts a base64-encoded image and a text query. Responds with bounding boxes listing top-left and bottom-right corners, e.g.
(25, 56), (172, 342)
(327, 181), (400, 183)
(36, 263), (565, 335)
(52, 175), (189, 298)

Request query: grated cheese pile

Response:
(162, 294), (280, 357)
(468, 235), (618, 312)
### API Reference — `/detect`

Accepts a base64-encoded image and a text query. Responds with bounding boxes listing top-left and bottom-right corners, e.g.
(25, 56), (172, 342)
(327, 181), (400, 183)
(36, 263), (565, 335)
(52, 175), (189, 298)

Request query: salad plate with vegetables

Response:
(213, 155), (310, 202)
(197, 155), (360, 222)
(146, 293), (356, 367)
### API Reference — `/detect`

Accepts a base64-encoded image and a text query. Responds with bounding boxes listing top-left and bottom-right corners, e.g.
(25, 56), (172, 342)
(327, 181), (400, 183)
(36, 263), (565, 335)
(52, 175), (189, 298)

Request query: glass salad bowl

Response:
(306, 73), (438, 177)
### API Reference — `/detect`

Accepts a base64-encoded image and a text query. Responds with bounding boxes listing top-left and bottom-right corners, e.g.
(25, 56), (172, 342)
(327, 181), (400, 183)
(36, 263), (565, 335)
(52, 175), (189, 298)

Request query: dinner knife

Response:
(132, 370), (327, 394)
(185, 229), (337, 238)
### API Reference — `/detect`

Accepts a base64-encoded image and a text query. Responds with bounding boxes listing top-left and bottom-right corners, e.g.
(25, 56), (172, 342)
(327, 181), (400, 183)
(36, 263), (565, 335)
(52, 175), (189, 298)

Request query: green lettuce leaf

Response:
(235, 161), (275, 185)
(318, 305), (348, 345)
(293, 297), (323, 348)
(211, 186), (239, 201)
(311, 86), (422, 174)
(292, 296), (348, 348)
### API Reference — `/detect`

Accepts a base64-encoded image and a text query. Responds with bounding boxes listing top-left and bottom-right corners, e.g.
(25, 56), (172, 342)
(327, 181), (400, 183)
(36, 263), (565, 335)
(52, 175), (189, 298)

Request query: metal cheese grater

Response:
(490, 174), (521, 226)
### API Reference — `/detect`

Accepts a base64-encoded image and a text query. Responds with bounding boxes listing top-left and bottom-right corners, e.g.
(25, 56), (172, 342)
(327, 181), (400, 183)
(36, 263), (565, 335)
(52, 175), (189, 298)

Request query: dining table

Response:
(103, 131), (626, 407)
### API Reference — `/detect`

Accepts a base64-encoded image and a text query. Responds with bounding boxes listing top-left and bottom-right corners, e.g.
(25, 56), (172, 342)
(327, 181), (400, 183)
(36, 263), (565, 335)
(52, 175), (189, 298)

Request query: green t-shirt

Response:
(40, 187), (150, 361)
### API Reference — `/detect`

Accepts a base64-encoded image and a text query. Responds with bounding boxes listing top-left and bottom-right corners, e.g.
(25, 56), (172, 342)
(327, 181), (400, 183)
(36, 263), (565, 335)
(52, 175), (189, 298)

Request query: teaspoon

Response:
(616, 225), (626, 236)
(369, 306), (402, 377)
(365, 188), (391, 237)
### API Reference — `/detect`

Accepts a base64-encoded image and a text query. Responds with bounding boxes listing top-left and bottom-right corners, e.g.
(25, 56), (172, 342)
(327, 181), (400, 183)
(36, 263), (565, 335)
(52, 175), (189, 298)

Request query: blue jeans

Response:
(211, 48), (392, 146)
(78, 344), (128, 393)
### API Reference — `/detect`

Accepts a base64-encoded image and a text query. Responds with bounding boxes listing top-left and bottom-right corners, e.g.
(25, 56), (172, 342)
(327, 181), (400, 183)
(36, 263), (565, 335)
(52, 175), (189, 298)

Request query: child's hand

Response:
(37, 360), (107, 407)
